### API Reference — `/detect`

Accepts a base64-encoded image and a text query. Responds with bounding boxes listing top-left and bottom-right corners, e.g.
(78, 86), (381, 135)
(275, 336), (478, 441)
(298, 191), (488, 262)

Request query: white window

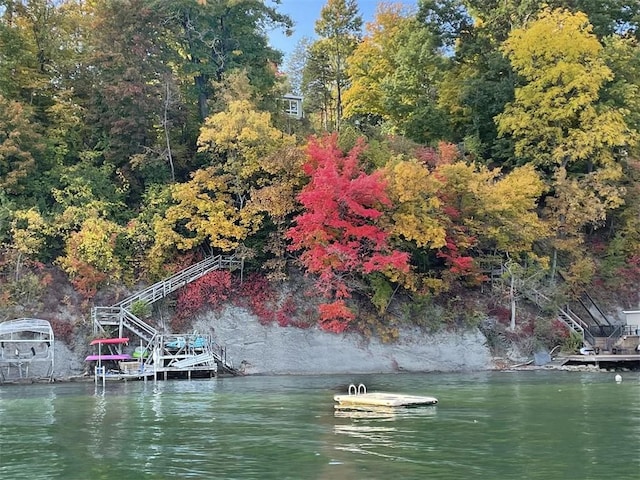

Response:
(283, 95), (303, 119)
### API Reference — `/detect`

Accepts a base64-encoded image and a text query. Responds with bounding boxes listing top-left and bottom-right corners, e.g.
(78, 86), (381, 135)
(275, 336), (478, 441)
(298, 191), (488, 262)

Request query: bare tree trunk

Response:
(163, 79), (175, 182)
(510, 273), (516, 331)
(550, 247), (557, 284)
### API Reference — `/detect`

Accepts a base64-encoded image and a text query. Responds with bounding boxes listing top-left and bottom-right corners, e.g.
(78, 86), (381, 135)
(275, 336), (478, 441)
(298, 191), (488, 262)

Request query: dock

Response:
(334, 384), (438, 409)
(560, 353), (640, 370)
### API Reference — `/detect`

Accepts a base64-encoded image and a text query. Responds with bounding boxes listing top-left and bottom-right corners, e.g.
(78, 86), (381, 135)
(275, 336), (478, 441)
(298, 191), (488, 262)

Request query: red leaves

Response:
(172, 271), (232, 330)
(318, 300), (356, 333)
(172, 272), (305, 330)
(287, 134), (409, 331)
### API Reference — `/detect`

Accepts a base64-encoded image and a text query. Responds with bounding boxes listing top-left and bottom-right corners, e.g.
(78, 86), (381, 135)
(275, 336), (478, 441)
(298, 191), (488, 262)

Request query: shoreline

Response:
(2, 360), (635, 387)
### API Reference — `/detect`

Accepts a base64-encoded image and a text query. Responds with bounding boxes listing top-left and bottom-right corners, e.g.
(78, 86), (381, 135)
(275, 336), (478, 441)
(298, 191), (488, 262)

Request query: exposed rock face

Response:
(44, 306), (492, 380)
(194, 306), (492, 375)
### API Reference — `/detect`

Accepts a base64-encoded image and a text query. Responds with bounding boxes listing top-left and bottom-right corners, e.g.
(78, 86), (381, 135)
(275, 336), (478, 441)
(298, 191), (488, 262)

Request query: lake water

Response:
(0, 371), (639, 479)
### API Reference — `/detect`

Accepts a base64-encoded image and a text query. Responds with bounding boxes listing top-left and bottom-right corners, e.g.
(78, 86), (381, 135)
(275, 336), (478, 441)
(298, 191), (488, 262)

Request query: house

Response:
(282, 93), (303, 120)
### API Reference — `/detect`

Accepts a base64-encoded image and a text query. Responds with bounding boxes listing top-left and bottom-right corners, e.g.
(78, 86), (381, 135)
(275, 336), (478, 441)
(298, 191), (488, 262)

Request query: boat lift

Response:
(0, 318), (54, 383)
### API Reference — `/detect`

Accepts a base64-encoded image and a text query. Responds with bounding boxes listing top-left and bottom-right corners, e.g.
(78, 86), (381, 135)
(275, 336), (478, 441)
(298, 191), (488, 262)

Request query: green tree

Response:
(151, 0), (292, 120)
(81, 0), (169, 175)
(313, 0), (362, 131)
(344, 3), (449, 141)
(0, 0), (64, 121)
(302, 41), (334, 130)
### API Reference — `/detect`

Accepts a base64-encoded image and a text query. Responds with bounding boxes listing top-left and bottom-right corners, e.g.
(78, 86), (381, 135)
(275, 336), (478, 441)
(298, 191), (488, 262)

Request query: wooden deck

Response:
(561, 353), (640, 369)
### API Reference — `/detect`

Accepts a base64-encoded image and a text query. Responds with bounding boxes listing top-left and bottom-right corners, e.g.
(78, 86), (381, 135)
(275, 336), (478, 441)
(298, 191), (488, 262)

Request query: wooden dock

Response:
(560, 353), (640, 369)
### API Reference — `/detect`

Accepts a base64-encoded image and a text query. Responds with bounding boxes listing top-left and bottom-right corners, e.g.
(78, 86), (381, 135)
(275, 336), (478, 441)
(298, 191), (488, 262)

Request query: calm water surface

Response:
(0, 371), (639, 479)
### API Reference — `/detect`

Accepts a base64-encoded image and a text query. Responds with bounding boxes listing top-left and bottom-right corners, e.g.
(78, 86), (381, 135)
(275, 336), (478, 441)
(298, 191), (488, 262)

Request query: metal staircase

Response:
(91, 254), (243, 375)
(524, 288), (595, 349)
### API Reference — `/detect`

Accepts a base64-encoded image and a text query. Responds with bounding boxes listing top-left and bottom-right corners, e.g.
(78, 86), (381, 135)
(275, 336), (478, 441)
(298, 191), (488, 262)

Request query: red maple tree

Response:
(287, 134), (409, 332)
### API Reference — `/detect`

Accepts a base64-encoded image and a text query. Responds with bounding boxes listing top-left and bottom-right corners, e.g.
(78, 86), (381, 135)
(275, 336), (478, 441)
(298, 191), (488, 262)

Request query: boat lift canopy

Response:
(0, 318), (54, 382)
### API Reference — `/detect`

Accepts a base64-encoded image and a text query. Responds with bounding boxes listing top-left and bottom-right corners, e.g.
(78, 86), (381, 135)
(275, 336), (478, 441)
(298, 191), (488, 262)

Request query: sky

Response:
(267, 0), (419, 60)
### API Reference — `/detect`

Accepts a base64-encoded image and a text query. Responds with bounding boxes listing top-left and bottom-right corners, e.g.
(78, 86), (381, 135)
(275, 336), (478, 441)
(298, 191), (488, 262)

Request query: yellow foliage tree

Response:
(150, 99), (299, 273)
(148, 168), (253, 272)
(496, 8), (631, 169)
(198, 99), (296, 198)
(436, 161), (549, 255)
(343, 4), (409, 121)
(57, 216), (124, 299)
(383, 159), (446, 250)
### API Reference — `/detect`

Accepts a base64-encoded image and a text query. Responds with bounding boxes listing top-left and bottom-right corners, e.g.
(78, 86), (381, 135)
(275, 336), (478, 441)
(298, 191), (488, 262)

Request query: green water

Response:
(1, 371), (639, 479)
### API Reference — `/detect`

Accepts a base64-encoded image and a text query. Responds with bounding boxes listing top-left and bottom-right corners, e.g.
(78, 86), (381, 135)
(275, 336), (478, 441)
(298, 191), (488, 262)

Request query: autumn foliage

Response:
(287, 135), (410, 331)
(2, 1), (639, 345)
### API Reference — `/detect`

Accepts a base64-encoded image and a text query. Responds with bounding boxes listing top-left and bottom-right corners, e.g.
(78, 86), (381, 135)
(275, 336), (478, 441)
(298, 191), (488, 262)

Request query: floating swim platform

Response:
(334, 384), (438, 408)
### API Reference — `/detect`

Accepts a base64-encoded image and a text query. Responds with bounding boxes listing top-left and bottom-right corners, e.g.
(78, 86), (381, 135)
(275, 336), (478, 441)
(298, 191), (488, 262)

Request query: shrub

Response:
(49, 318), (75, 345)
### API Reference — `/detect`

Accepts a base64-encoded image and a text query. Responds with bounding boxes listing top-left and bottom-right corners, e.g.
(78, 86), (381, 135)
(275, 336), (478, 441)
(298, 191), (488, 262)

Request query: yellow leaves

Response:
(543, 166), (625, 255)
(502, 9), (602, 80)
(197, 100), (296, 181)
(57, 216), (123, 278)
(383, 160), (447, 249)
(149, 167), (256, 269)
(10, 209), (47, 256)
(498, 7), (630, 170)
(480, 165), (550, 252)
(342, 4), (415, 121)
(437, 162), (548, 253)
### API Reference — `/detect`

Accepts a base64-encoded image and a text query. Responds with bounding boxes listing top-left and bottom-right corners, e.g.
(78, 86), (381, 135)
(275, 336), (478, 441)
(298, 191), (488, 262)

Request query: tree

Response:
(343, 2), (452, 142)
(496, 8), (630, 169)
(313, 0), (362, 131)
(148, 167), (252, 273)
(302, 41), (334, 130)
(57, 215), (125, 299)
(246, 145), (307, 280)
(543, 166), (625, 278)
(287, 134), (409, 332)
(0, 0), (62, 120)
(0, 96), (44, 196)
(196, 92), (300, 277)
(81, 0), (169, 173)
(383, 158), (447, 251)
(284, 37), (313, 95)
(152, 0), (292, 120)
(197, 98), (296, 207)
(500, 255), (547, 331)
(432, 149), (548, 286)
(496, 8), (633, 277)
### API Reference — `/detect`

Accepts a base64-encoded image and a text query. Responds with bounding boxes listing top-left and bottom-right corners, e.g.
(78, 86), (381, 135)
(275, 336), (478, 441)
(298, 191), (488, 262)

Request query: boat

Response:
(334, 384), (438, 409)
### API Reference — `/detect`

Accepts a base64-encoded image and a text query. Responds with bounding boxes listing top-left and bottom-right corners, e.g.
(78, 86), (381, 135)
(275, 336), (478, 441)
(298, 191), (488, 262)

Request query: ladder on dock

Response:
(91, 254), (243, 375)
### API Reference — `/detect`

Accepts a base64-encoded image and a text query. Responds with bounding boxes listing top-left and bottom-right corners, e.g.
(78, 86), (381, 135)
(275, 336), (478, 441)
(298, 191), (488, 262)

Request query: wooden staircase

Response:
(91, 254), (243, 375)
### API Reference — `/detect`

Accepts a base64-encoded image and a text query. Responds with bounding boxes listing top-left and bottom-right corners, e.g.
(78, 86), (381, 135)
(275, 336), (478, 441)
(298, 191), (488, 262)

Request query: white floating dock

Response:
(334, 384), (438, 408)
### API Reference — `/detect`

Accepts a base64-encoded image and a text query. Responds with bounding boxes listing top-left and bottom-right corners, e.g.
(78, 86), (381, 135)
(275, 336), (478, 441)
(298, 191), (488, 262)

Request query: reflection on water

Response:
(0, 372), (639, 479)
(0, 387), (58, 479)
(334, 405), (438, 420)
